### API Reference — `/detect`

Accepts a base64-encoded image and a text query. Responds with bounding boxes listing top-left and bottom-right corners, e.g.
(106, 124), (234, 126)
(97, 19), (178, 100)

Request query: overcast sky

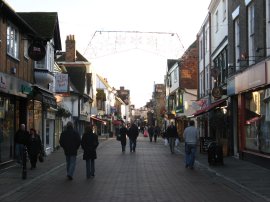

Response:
(5, 0), (210, 108)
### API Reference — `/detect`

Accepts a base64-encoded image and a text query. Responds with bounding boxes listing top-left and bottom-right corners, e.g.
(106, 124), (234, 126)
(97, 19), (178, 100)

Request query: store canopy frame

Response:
(192, 98), (227, 117)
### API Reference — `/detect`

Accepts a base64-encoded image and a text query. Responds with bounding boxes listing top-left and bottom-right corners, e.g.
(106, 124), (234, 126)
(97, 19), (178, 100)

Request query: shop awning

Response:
(90, 116), (106, 124)
(32, 85), (57, 109)
(192, 98), (227, 117)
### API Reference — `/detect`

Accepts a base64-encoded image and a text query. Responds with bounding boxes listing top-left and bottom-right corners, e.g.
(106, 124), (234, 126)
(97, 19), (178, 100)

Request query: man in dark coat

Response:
(148, 125), (154, 142)
(119, 122), (128, 152)
(14, 124), (29, 165)
(127, 123), (139, 152)
(59, 121), (81, 180)
(154, 125), (161, 142)
(166, 121), (178, 154)
(81, 125), (99, 179)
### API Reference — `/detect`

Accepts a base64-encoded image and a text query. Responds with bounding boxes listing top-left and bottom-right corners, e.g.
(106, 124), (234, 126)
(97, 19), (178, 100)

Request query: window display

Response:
(244, 89), (270, 153)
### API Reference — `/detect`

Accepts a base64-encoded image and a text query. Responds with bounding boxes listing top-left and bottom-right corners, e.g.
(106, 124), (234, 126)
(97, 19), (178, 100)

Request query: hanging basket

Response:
(56, 106), (71, 118)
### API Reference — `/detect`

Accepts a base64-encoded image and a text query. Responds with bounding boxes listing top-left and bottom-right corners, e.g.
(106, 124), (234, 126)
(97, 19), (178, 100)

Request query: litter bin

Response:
(207, 142), (224, 166)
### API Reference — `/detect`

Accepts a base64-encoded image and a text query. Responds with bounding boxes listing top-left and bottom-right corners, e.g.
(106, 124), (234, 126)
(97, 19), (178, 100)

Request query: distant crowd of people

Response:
(117, 120), (199, 170)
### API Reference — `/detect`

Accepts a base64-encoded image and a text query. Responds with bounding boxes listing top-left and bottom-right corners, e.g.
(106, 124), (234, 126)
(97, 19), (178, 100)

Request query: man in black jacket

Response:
(166, 121), (178, 154)
(127, 123), (139, 152)
(60, 121), (81, 180)
(14, 124), (29, 165)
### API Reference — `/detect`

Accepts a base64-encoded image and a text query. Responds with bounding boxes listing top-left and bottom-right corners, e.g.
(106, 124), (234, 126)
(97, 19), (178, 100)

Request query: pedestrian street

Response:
(0, 134), (266, 202)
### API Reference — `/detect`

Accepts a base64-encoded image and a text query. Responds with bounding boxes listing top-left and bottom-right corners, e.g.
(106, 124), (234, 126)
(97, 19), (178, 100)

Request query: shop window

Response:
(0, 97), (15, 162)
(244, 89), (270, 153)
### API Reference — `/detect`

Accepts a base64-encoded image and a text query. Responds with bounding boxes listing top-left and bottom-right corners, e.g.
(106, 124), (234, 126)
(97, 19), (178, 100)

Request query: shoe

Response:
(190, 166), (194, 170)
(67, 175), (73, 180)
(185, 165), (189, 168)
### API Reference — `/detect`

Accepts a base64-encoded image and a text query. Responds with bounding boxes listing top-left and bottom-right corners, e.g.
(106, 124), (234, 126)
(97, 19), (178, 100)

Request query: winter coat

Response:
(27, 135), (42, 156)
(166, 125), (178, 138)
(81, 132), (99, 160)
(127, 124), (139, 140)
(119, 126), (128, 143)
(148, 126), (155, 137)
(59, 127), (81, 156)
(14, 130), (29, 145)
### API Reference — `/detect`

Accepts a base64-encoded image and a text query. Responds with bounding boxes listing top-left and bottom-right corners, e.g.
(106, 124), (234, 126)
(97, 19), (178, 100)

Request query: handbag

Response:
(116, 134), (121, 141)
(38, 153), (44, 162)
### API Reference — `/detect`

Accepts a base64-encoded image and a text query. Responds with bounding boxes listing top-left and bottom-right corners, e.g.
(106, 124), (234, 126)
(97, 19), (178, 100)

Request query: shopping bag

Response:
(143, 130), (148, 137)
(164, 138), (168, 146)
(175, 138), (179, 146)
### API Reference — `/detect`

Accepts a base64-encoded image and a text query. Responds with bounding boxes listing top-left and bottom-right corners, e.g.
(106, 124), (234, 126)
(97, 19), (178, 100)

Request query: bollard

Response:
(22, 145), (27, 179)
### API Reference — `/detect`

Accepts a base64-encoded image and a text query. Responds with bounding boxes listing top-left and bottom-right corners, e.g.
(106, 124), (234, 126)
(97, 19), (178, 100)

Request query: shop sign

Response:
(176, 105), (184, 113)
(55, 73), (69, 93)
(212, 87), (223, 99)
(28, 41), (46, 61)
(21, 85), (32, 95)
(47, 111), (55, 119)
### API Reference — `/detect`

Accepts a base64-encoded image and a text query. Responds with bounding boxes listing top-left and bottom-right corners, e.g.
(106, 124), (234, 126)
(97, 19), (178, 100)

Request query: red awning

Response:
(90, 116), (106, 124)
(192, 98), (227, 117)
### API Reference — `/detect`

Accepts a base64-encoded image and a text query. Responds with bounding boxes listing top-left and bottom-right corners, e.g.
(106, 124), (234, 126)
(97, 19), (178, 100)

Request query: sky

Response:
(5, 0), (210, 108)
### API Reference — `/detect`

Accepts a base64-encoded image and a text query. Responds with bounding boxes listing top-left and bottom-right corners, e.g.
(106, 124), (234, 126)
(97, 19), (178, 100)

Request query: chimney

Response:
(65, 35), (76, 62)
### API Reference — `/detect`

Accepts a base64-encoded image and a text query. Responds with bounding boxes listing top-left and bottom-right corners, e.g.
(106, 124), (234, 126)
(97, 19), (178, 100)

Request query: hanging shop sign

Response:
(212, 87), (223, 99)
(28, 41), (46, 61)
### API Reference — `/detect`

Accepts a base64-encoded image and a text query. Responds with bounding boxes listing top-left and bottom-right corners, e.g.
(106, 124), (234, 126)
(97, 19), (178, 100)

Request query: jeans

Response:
(169, 137), (176, 153)
(15, 144), (24, 164)
(185, 143), (196, 168)
(129, 139), (136, 152)
(66, 155), (77, 177)
(86, 159), (95, 178)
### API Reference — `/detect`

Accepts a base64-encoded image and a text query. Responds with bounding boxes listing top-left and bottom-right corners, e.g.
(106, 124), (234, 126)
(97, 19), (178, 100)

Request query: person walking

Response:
(119, 122), (128, 152)
(183, 120), (199, 169)
(148, 125), (154, 142)
(59, 121), (81, 180)
(154, 125), (161, 142)
(27, 128), (42, 169)
(14, 124), (29, 165)
(81, 125), (99, 179)
(166, 121), (178, 154)
(127, 123), (139, 152)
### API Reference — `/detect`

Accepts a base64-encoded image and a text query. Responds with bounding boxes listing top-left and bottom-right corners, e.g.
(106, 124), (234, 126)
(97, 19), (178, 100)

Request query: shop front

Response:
(29, 85), (57, 155)
(0, 73), (32, 164)
(192, 98), (229, 156)
(234, 60), (270, 167)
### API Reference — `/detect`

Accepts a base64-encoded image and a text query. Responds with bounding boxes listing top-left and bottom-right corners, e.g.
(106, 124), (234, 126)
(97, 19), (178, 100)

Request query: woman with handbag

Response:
(81, 125), (99, 179)
(27, 128), (42, 169)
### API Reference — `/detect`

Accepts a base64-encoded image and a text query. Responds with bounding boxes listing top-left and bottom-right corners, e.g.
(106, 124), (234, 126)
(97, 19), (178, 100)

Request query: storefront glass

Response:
(28, 101), (42, 138)
(244, 89), (270, 153)
(0, 97), (15, 163)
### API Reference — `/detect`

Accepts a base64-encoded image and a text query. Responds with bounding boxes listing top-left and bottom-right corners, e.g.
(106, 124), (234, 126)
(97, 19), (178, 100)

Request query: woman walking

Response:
(81, 125), (99, 179)
(27, 128), (42, 169)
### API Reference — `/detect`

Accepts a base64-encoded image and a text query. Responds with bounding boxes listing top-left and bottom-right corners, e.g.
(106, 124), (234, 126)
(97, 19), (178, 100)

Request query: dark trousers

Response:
(29, 154), (38, 168)
(121, 140), (126, 152)
(86, 159), (95, 178)
(129, 139), (136, 152)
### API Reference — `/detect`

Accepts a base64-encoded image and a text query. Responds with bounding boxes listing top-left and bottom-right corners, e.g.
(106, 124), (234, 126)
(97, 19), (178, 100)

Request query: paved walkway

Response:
(0, 135), (269, 201)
